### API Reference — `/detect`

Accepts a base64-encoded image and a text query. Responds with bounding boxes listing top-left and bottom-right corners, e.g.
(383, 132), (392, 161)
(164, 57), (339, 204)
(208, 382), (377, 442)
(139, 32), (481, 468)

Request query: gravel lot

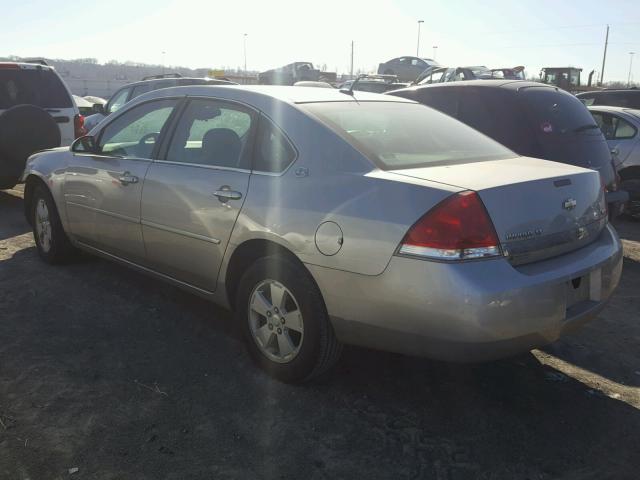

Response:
(1, 185), (639, 480)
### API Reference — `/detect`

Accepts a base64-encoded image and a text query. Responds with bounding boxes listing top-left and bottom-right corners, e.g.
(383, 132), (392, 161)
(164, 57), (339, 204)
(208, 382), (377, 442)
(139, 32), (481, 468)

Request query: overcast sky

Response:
(1, 0), (639, 82)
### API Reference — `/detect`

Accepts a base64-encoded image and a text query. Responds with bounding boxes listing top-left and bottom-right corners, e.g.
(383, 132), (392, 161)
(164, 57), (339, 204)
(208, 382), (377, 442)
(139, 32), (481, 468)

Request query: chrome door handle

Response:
(213, 187), (242, 202)
(610, 148), (619, 156)
(118, 172), (139, 185)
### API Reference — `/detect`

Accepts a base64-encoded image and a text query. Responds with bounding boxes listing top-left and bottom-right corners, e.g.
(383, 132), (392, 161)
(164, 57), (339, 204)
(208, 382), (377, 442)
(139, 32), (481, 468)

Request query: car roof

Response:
(0, 62), (55, 71)
(577, 89), (640, 96)
(122, 77), (233, 88)
(587, 105), (640, 117)
(398, 79), (555, 93)
(141, 84), (418, 105)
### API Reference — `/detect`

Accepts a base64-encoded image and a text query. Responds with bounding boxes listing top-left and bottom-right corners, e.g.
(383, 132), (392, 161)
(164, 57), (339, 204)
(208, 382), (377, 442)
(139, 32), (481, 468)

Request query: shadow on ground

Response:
(1, 240), (639, 480)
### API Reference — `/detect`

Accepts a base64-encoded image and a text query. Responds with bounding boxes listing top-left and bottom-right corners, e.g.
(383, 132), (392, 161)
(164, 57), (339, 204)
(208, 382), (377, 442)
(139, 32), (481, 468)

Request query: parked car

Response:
(413, 65), (525, 85)
(22, 85), (622, 382)
(73, 95), (95, 116)
(1, 61), (81, 189)
(258, 62), (336, 85)
(338, 74), (408, 94)
(388, 80), (628, 216)
(589, 105), (640, 217)
(293, 81), (334, 88)
(577, 89), (640, 109)
(377, 56), (439, 82)
(414, 65), (493, 84)
(83, 74), (235, 131)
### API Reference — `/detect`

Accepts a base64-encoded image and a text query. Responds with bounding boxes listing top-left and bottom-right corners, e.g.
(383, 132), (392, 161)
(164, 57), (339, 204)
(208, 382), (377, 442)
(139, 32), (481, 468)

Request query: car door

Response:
(63, 98), (180, 263)
(592, 111), (639, 166)
(140, 97), (256, 291)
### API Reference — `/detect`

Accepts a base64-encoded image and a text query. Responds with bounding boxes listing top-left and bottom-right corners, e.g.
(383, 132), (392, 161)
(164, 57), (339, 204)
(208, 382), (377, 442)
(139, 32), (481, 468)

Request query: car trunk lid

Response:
(390, 157), (608, 265)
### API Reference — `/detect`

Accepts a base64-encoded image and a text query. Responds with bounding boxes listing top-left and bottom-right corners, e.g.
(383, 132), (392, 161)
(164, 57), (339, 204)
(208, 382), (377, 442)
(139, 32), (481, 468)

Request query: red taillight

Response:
(74, 114), (86, 138)
(398, 191), (502, 261)
(0, 63), (19, 70)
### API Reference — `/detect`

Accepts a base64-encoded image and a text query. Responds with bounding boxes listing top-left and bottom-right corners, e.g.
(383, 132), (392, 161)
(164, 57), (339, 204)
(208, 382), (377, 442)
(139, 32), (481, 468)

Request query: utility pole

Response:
(243, 33), (248, 74)
(161, 51), (166, 75)
(629, 52), (635, 87)
(599, 24), (609, 86)
(417, 20), (424, 57)
(432, 45), (438, 61)
(350, 41), (354, 78)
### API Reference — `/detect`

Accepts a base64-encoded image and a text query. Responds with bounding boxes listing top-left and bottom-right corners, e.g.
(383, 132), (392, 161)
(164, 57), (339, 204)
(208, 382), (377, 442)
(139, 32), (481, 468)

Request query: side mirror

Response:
(92, 103), (105, 115)
(71, 135), (98, 154)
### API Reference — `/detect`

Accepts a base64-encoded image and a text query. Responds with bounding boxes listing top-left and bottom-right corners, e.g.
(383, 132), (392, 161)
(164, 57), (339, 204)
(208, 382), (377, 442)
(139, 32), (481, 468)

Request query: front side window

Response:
(302, 101), (515, 170)
(253, 118), (296, 173)
(99, 99), (178, 158)
(166, 99), (253, 169)
(106, 87), (131, 114)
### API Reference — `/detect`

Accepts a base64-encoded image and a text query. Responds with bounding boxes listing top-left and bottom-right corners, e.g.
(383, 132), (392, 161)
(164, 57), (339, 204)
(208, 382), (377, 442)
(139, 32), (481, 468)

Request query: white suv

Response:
(0, 61), (82, 189)
(0, 61), (81, 146)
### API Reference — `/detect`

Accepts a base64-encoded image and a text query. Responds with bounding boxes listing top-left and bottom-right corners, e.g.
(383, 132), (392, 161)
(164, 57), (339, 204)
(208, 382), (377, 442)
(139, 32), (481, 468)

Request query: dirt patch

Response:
(1, 186), (640, 479)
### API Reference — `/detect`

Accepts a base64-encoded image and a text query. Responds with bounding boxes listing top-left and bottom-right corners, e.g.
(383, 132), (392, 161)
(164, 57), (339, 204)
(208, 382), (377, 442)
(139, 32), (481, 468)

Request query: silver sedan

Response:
(21, 85), (623, 382)
(588, 105), (640, 217)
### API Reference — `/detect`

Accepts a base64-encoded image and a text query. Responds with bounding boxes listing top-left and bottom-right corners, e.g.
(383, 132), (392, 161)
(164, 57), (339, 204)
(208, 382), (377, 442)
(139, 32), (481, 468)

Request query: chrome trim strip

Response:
(75, 241), (215, 295)
(151, 159), (251, 174)
(65, 201), (139, 224)
(141, 219), (221, 244)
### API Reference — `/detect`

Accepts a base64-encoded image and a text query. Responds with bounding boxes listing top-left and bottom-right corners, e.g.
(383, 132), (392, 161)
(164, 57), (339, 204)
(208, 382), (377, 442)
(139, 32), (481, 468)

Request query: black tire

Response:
(0, 104), (61, 186)
(621, 178), (640, 220)
(236, 256), (342, 383)
(30, 184), (77, 264)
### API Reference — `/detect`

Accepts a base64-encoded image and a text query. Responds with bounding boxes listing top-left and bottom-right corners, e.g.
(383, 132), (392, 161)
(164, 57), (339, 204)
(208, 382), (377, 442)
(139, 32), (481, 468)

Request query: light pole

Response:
(432, 45), (438, 61)
(161, 51), (166, 75)
(628, 52), (635, 87)
(243, 34), (248, 74)
(416, 20), (424, 57)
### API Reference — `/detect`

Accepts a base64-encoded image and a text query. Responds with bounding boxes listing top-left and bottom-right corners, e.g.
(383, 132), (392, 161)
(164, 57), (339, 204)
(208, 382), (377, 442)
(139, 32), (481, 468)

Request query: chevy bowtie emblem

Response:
(563, 198), (577, 211)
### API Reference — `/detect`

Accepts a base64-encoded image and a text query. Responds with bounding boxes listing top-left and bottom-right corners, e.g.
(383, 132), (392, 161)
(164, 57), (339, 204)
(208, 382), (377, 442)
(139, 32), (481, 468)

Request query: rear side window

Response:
(130, 83), (152, 99)
(253, 118), (296, 173)
(0, 68), (72, 109)
(592, 112), (637, 140)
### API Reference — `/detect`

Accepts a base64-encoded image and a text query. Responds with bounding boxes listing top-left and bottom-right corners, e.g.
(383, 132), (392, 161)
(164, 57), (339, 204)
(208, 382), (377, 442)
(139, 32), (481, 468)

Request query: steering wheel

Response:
(138, 132), (159, 147)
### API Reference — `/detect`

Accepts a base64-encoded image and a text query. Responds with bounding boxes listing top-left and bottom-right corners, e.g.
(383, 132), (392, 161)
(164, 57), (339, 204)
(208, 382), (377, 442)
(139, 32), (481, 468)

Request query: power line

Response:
(476, 21), (640, 36)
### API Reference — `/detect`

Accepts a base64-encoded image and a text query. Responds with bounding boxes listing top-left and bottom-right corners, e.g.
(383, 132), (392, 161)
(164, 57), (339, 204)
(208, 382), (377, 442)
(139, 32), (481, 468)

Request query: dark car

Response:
(388, 80), (627, 215)
(84, 74), (236, 131)
(577, 89), (640, 109)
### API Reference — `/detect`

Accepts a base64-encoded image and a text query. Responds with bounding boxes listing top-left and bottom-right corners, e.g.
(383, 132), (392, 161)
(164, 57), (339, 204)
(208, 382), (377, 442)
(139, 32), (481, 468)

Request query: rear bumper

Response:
(308, 224), (623, 362)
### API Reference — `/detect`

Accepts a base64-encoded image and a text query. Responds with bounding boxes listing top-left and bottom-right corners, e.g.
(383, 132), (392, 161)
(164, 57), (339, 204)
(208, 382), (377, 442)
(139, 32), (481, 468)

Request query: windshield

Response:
(0, 68), (72, 109)
(302, 101), (515, 169)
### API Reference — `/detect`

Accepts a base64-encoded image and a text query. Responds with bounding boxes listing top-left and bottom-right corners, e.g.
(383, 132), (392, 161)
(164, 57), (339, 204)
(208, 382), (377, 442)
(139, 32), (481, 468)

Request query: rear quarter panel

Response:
(229, 104), (461, 276)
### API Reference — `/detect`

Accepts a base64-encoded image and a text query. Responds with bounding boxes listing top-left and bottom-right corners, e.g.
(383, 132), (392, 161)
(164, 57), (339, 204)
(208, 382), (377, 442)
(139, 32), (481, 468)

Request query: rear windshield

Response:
(520, 88), (599, 135)
(302, 101), (515, 169)
(0, 68), (72, 109)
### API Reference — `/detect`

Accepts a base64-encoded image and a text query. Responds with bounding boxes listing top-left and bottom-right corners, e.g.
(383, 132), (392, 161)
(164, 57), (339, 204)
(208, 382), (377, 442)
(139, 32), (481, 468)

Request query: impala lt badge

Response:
(563, 198), (577, 211)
